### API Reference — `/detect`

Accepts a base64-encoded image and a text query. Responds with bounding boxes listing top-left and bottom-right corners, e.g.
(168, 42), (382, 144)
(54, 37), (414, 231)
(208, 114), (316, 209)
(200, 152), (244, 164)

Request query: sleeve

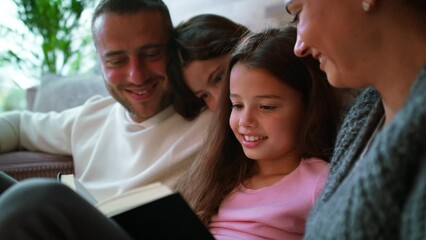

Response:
(0, 111), (21, 153)
(0, 107), (82, 155)
(401, 156), (426, 239)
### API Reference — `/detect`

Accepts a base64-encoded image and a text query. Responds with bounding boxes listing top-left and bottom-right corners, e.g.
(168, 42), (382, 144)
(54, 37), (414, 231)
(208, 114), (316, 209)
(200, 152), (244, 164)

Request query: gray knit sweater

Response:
(304, 67), (426, 240)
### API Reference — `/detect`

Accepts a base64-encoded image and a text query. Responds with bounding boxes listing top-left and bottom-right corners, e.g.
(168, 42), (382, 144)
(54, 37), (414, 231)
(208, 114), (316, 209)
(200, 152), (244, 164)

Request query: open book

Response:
(58, 173), (214, 239)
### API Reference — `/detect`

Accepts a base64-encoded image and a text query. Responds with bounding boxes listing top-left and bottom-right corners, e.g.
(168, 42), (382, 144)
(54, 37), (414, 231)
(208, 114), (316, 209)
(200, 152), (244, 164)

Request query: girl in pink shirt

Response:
(178, 26), (340, 240)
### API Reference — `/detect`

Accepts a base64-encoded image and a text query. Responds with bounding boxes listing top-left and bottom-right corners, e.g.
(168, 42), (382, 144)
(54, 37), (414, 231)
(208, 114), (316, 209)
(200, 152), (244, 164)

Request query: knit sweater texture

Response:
(304, 67), (426, 240)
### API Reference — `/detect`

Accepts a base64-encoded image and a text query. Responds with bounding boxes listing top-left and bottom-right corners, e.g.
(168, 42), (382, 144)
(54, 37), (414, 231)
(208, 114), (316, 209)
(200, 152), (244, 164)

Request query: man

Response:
(0, 0), (211, 202)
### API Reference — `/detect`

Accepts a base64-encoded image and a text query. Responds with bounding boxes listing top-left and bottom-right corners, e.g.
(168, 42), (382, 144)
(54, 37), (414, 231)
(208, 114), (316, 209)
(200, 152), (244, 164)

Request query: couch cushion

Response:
(0, 151), (74, 180)
(32, 73), (109, 112)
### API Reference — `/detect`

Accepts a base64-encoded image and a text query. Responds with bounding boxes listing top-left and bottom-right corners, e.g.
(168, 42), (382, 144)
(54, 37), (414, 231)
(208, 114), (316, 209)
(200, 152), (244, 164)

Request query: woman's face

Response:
(183, 55), (229, 112)
(285, 0), (379, 88)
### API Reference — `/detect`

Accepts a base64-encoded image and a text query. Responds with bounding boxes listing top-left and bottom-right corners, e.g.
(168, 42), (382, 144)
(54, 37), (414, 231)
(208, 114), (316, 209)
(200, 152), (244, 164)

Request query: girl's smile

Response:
(229, 62), (305, 164)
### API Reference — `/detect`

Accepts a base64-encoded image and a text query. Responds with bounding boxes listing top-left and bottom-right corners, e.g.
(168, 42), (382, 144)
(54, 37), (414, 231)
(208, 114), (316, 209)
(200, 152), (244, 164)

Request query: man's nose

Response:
(128, 59), (149, 84)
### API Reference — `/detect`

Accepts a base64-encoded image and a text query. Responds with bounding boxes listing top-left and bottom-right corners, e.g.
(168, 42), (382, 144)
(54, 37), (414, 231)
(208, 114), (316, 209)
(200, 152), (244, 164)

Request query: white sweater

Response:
(0, 96), (212, 201)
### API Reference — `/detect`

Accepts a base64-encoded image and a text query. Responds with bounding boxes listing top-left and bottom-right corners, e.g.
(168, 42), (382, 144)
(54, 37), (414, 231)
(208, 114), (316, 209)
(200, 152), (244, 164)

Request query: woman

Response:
(171, 14), (249, 118)
(284, 0), (426, 239)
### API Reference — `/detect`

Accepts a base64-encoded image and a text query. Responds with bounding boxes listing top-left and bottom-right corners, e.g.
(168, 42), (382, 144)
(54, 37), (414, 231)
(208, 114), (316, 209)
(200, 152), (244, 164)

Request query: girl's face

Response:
(285, 0), (378, 89)
(229, 63), (305, 163)
(183, 55), (229, 112)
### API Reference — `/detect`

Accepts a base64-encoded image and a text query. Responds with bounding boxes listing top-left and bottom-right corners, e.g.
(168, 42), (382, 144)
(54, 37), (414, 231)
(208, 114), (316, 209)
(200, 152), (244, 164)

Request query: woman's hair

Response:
(171, 14), (249, 119)
(177, 26), (340, 225)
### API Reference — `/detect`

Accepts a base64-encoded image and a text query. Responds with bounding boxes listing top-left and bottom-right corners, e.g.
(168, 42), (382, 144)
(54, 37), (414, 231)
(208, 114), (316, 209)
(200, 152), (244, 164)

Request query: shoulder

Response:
(298, 158), (329, 188)
(77, 96), (118, 115)
(190, 109), (213, 125)
(81, 95), (116, 109)
(299, 158), (330, 202)
(300, 158), (329, 174)
(166, 108), (213, 128)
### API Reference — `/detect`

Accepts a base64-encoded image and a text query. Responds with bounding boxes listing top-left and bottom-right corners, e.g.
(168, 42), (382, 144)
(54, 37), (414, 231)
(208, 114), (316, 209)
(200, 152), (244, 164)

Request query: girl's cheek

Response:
(229, 112), (239, 136)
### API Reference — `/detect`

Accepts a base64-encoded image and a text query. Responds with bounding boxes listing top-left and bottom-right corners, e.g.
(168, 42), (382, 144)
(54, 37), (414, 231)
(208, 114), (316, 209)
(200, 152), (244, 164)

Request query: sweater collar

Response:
(124, 105), (175, 129)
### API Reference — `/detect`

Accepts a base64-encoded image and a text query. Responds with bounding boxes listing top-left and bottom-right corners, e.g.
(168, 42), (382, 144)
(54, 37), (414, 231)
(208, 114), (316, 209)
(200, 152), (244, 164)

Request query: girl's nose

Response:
(239, 109), (255, 128)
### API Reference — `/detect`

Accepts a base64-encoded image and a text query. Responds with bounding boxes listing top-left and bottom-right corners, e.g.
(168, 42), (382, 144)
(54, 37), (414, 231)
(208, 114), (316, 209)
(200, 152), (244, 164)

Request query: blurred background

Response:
(0, 0), (290, 112)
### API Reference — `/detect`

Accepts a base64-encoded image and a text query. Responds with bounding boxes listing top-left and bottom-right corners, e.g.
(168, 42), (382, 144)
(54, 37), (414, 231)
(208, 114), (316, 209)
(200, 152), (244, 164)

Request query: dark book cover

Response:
(111, 192), (215, 240)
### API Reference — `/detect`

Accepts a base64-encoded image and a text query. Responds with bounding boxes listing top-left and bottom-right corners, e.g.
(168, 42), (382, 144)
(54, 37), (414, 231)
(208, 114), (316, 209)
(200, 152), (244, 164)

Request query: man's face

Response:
(93, 11), (171, 123)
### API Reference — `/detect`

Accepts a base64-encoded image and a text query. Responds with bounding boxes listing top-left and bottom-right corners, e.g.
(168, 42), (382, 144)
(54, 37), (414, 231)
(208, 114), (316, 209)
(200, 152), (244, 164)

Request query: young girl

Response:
(178, 26), (340, 239)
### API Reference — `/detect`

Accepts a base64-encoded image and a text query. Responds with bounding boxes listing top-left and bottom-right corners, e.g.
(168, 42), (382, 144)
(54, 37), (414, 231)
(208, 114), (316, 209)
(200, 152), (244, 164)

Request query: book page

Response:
(59, 174), (97, 205)
(60, 174), (76, 190)
(59, 174), (173, 218)
(96, 182), (173, 217)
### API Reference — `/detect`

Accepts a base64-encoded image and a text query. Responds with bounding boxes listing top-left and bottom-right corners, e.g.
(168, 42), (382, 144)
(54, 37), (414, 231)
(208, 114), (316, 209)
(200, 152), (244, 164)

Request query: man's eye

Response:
(106, 58), (126, 66)
(142, 48), (164, 60)
(145, 51), (160, 58)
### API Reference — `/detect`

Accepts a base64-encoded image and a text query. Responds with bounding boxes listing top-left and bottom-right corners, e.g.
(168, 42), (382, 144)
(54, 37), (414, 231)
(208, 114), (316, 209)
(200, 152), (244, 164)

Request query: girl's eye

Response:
(231, 103), (243, 110)
(199, 93), (209, 100)
(213, 74), (224, 84)
(260, 105), (276, 110)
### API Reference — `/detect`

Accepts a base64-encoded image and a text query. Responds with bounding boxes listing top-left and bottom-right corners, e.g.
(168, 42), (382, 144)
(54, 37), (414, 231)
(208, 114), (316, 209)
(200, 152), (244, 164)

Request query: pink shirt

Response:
(209, 158), (329, 240)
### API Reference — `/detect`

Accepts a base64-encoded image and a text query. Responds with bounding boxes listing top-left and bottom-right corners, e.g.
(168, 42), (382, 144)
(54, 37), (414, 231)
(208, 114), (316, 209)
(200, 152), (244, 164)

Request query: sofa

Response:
(0, 71), (108, 180)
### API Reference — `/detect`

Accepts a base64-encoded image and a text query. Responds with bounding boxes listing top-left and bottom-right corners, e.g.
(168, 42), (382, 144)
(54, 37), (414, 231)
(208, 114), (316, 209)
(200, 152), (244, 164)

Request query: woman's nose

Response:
(294, 33), (309, 57)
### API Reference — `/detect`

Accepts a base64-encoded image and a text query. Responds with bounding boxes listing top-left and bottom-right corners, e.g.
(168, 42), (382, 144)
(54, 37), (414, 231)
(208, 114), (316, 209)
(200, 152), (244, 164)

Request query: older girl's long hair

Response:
(177, 26), (339, 225)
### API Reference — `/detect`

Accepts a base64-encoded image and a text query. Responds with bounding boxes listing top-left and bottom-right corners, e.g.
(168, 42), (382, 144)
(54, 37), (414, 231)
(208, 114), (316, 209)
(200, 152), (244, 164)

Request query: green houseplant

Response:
(0, 0), (94, 76)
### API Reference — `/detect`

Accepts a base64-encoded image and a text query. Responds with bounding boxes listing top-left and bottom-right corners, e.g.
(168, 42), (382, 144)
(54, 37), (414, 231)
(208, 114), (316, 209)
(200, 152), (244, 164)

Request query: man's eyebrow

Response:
(103, 44), (167, 58)
(139, 44), (167, 51)
(104, 50), (125, 58)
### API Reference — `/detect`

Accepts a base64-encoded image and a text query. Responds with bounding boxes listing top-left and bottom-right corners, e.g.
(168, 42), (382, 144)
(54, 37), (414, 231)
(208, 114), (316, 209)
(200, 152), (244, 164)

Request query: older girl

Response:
(171, 14), (249, 117)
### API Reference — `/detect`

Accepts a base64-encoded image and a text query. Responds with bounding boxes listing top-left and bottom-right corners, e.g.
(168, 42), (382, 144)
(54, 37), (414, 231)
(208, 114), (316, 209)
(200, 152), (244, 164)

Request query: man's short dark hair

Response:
(91, 0), (173, 40)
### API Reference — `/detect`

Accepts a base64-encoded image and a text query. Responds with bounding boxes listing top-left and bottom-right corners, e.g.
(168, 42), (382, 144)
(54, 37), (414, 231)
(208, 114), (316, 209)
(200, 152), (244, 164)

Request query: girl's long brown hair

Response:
(177, 26), (339, 225)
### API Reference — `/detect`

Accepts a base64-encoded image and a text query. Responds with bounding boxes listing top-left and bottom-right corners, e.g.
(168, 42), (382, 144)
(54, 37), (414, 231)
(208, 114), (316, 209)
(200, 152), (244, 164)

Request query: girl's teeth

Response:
(244, 136), (265, 142)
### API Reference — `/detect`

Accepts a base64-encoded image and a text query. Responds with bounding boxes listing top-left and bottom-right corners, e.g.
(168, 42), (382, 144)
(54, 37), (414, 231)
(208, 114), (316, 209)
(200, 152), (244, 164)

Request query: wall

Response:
(164, 0), (291, 31)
